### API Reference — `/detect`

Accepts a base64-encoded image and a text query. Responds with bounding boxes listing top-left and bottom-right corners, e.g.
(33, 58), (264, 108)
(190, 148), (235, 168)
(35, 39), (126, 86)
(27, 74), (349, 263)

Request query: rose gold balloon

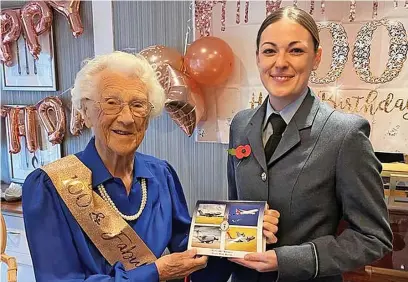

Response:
(139, 45), (184, 88)
(18, 120), (26, 136)
(70, 103), (84, 136)
(7, 108), (22, 154)
(0, 41), (12, 66)
(37, 97), (66, 145)
(1, 106), (10, 117)
(47, 0), (83, 38)
(0, 9), (22, 66)
(164, 65), (205, 137)
(24, 106), (39, 153)
(21, 1), (53, 59)
(184, 36), (234, 86)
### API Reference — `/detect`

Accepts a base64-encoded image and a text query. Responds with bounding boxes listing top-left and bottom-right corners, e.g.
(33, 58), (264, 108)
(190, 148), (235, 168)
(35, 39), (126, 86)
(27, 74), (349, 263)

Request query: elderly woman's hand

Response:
(155, 249), (208, 281)
(263, 206), (280, 244)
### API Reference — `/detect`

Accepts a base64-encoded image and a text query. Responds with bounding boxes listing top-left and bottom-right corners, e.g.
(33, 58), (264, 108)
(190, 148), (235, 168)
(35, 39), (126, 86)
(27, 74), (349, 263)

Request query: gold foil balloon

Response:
(37, 96), (66, 145)
(0, 107), (9, 118)
(24, 106), (39, 153)
(1, 9), (22, 66)
(164, 65), (205, 137)
(184, 36), (234, 86)
(139, 45), (184, 88)
(70, 103), (84, 136)
(47, 0), (83, 37)
(7, 107), (22, 154)
(21, 1), (53, 59)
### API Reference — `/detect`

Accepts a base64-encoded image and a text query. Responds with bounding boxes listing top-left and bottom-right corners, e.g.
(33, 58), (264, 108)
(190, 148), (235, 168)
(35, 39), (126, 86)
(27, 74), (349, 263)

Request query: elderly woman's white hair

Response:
(71, 51), (165, 118)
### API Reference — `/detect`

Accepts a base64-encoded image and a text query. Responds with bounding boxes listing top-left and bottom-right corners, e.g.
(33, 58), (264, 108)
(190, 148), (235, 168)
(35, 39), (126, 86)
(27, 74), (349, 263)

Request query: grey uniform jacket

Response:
(227, 90), (393, 282)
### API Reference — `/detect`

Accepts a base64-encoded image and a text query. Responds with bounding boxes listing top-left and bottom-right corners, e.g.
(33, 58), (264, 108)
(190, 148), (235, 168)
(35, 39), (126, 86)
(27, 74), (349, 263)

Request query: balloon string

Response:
(57, 86), (73, 97)
(184, 26), (191, 56)
(1, 86), (72, 114)
(33, 86), (72, 108)
(184, 1), (193, 56)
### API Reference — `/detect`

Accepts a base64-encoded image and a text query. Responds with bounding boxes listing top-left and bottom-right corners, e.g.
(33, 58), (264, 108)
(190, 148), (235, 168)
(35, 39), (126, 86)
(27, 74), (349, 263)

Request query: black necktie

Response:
(265, 114), (287, 162)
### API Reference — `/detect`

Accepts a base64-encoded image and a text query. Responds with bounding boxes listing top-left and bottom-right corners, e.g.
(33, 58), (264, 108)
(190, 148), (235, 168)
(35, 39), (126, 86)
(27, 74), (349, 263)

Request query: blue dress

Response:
(23, 137), (231, 282)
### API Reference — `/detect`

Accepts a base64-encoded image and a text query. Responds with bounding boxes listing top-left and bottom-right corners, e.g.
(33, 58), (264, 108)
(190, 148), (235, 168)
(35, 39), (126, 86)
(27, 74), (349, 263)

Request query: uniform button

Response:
(261, 172), (267, 182)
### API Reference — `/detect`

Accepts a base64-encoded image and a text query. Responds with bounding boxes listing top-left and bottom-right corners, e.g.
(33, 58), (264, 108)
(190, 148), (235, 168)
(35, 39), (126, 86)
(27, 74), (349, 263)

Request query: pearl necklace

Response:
(98, 178), (147, 221)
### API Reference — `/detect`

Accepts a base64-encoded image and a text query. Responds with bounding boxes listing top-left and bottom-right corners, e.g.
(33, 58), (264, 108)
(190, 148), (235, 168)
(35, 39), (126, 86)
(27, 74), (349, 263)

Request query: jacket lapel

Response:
(268, 122), (300, 165)
(245, 98), (268, 172)
(268, 90), (320, 166)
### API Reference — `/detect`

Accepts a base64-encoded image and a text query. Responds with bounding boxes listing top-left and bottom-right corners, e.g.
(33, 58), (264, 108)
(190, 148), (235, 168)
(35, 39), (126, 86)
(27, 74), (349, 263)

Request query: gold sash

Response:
(42, 155), (157, 270)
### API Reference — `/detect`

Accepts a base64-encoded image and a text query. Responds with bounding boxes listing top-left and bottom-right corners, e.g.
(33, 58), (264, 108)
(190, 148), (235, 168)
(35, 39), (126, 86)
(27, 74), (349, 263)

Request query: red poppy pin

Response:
(228, 145), (252, 160)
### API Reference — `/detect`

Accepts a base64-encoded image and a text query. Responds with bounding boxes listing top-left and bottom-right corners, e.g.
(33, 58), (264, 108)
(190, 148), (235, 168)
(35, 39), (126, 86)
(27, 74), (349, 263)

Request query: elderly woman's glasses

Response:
(86, 98), (153, 118)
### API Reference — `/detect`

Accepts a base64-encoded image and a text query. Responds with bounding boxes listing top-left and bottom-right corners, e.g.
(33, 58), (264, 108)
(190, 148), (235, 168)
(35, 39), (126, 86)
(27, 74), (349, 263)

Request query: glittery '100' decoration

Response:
(353, 19), (408, 84)
(310, 22), (349, 84)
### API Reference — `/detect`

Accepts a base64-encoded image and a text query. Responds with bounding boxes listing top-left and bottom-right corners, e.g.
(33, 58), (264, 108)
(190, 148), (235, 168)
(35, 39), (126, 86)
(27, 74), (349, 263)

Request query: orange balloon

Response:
(184, 36), (234, 86)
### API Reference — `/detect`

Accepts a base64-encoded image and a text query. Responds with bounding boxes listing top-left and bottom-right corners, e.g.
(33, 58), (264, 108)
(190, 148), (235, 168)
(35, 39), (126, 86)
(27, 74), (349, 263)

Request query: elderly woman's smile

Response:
(112, 129), (133, 135)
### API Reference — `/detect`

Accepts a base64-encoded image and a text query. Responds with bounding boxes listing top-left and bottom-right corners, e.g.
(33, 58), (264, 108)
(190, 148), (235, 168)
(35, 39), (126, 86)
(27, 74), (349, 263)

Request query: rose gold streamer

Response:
(244, 1), (249, 23)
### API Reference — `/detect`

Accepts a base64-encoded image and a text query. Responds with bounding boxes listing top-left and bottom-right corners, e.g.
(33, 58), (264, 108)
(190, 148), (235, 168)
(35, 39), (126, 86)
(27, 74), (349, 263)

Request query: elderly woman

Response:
(22, 51), (208, 282)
